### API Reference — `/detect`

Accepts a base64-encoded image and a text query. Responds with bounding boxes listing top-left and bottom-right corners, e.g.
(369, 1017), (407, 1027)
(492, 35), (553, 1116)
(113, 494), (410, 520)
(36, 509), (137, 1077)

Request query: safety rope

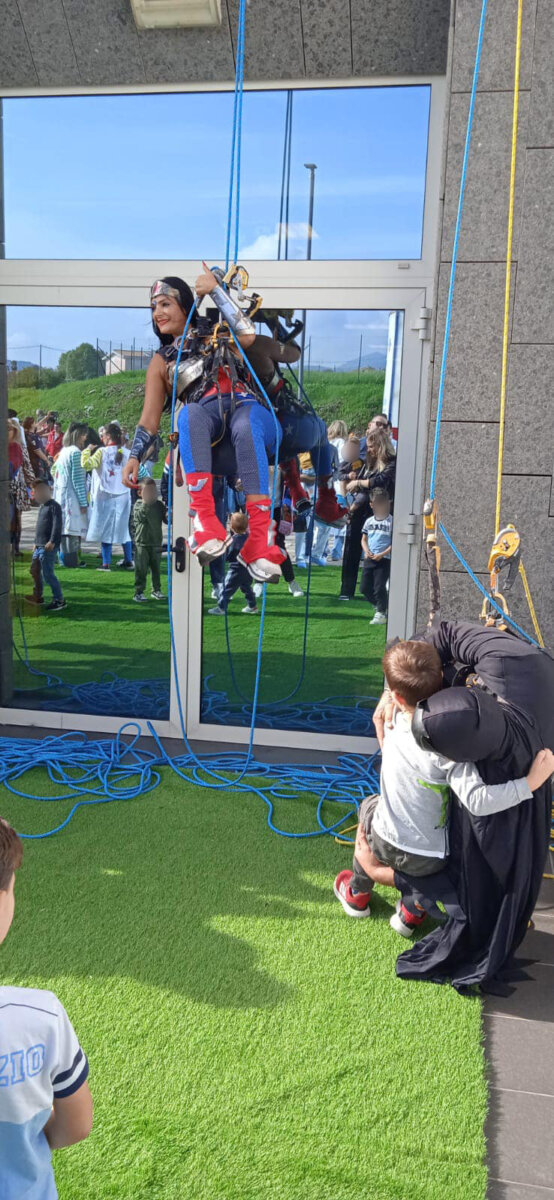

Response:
(495, 0), (522, 537)
(428, 0), (489, 501)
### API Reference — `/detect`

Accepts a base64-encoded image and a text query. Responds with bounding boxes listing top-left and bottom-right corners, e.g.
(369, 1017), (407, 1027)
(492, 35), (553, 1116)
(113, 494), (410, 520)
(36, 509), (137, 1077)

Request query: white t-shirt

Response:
(372, 711), (532, 858)
(0, 986), (89, 1200)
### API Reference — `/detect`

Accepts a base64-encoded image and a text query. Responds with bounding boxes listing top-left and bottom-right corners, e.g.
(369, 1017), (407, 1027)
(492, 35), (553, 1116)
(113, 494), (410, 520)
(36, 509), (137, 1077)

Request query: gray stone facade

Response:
(417, 0), (553, 647)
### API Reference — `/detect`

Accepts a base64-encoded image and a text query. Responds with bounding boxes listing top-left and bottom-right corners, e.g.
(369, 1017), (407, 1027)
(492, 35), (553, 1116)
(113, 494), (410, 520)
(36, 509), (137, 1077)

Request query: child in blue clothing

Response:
(360, 487), (393, 625)
(207, 512), (259, 616)
(0, 818), (93, 1198)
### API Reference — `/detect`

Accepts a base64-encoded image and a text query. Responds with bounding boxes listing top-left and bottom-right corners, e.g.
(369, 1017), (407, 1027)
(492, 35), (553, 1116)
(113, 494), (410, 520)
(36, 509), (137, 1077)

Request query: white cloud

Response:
(344, 321), (389, 331)
(239, 222), (318, 259)
(7, 331), (35, 350)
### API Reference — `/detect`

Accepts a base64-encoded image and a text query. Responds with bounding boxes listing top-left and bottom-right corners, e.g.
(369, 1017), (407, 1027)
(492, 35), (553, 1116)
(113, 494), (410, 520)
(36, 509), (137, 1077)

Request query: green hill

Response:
(9, 367), (385, 440)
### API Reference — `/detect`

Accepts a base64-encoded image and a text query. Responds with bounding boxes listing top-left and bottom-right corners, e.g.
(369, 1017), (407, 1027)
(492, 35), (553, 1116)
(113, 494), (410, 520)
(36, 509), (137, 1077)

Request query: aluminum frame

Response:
(0, 76), (446, 750)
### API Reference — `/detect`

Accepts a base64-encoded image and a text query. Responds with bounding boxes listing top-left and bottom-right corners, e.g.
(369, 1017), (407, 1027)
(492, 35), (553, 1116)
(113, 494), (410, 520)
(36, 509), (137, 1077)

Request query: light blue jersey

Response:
(362, 513), (393, 557)
(0, 987), (88, 1199)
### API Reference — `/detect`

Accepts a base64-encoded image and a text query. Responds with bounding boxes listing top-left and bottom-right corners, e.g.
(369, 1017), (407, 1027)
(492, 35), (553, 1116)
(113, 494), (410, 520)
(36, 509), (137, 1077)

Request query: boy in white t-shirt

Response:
(360, 488), (393, 625)
(0, 819), (93, 1199)
(334, 641), (554, 936)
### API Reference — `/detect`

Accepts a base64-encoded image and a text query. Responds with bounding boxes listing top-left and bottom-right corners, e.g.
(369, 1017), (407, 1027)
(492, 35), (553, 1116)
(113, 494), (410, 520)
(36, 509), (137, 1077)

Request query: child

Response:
(208, 512), (259, 616)
(334, 640), (554, 935)
(28, 480), (66, 611)
(0, 818), (93, 1196)
(360, 487), (393, 625)
(131, 478), (166, 603)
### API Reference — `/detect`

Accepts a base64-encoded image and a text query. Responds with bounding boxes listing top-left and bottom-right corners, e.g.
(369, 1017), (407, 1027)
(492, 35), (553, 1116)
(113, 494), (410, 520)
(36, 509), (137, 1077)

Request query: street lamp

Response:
(299, 162), (317, 396)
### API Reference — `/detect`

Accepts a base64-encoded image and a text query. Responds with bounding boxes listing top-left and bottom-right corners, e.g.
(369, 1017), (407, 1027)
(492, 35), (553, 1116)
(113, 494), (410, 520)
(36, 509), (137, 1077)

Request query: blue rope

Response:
(0, 1), (383, 841)
(438, 523), (539, 646)
(224, 0), (247, 269)
(0, 725), (379, 843)
(429, 0), (489, 500)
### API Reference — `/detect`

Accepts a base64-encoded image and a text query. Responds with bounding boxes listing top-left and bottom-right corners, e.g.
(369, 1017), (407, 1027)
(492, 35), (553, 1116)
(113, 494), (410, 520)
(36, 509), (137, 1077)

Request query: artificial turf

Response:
(11, 552), (385, 729)
(0, 772), (487, 1200)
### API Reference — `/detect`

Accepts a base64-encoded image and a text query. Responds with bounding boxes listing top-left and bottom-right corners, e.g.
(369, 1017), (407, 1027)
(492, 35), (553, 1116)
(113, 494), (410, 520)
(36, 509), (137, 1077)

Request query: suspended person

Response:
(83, 422), (147, 571)
(339, 428), (396, 601)
(246, 327), (346, 529)
(124, 274), (286, 585)
(52, 423), (89, 568)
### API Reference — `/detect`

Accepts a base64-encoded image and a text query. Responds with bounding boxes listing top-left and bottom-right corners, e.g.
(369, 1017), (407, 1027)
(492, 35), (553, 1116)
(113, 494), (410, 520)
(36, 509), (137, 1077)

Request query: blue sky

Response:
(4, 85), (429, 363)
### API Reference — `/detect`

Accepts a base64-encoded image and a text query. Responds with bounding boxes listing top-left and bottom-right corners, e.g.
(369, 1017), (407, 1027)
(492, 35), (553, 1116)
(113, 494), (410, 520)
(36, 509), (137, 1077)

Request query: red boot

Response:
(185, 471), (230, 565)
(239, 499), (286, 584)
(315, 477), (348, 527)
(280, 457), (311, 515)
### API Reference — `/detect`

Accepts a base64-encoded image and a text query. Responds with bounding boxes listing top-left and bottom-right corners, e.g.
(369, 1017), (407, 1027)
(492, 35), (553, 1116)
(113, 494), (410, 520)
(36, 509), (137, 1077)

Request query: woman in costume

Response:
(124, 271), (286, 585)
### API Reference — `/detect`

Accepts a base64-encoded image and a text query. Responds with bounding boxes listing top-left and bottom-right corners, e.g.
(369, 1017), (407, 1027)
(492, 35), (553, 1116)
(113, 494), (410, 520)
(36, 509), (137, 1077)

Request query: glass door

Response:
(183, 286), (428, 753)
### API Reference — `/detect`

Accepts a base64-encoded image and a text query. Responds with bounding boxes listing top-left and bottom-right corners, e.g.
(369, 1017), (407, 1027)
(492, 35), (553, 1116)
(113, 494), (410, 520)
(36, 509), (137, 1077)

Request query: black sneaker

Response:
(46, 599), (67, 612)
(96, 564), (110, 572)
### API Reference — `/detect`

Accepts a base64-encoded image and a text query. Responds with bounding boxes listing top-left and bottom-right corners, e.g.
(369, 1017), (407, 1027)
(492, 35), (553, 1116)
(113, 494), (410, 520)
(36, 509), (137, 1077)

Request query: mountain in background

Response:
(309, 350), (387, 373)
(8, 359), (38, 371)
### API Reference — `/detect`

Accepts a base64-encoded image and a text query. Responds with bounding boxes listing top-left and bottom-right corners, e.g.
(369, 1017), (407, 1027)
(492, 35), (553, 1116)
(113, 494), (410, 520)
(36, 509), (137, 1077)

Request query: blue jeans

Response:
(279, 412), (334, 476)
(102, 541), (133, 566)
(32, 547), (62, 602)
(178, 394), (281, 496)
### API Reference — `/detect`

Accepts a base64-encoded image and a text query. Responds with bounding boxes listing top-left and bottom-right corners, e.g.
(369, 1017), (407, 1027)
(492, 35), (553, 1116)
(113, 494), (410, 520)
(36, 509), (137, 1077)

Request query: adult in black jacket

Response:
(375, 621), (554, 992)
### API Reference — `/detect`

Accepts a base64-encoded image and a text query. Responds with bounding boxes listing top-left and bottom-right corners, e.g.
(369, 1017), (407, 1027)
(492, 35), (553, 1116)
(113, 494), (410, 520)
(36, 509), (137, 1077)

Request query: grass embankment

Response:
(9, 368), (385, 442)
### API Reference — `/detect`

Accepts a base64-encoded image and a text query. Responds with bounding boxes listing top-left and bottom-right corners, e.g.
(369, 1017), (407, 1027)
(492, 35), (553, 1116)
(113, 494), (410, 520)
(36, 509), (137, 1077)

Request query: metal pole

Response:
(357, 333), (363, 380)
(299, 163), (317, 398)
(39, 344), (42, 387)
(96, 338), (99, 377)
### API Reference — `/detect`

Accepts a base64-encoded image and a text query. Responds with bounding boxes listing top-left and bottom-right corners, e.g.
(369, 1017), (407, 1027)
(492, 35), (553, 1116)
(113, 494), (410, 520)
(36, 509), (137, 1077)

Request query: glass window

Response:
(3, 86), (430, 261)
(199, 307), (402, 737)
(6, 305), (169, 719)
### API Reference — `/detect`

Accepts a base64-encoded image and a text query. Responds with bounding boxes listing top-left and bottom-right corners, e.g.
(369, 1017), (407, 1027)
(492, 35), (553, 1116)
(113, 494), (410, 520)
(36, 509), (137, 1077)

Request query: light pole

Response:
(299, 162), (317, 397)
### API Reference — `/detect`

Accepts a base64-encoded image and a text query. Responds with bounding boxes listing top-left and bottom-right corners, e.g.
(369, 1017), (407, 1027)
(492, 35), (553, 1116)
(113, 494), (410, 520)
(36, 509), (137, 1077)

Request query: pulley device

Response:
(480, 525), (521, 630)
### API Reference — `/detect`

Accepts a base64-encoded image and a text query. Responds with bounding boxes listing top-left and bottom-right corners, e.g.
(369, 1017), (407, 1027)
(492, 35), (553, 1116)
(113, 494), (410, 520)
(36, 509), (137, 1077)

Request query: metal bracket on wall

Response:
(398, 514), (418, 545)
(411, 307), (432, 340)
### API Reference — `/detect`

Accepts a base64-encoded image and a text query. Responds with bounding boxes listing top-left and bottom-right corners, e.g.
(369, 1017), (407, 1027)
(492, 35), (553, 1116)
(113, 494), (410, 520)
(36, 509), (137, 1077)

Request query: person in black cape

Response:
(373, 621), (554, 993)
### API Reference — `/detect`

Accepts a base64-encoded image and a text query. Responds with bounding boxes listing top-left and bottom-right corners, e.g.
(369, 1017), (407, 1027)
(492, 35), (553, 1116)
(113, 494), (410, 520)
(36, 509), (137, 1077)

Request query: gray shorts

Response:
(359, 795), (445, 878)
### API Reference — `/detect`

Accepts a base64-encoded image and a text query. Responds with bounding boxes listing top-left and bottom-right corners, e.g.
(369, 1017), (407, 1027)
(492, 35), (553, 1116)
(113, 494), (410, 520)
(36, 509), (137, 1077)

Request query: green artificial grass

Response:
(11, 551), (171, 705)
(202, 564), (385, 721)
(12, 554), (383, 726)
(0, 773), (487, 1200)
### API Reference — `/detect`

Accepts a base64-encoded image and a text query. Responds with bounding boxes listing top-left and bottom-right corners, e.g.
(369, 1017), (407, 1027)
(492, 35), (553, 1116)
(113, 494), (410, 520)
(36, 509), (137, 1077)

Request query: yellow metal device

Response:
(423, 498), (441, 627)
(481, 524), (521, 629)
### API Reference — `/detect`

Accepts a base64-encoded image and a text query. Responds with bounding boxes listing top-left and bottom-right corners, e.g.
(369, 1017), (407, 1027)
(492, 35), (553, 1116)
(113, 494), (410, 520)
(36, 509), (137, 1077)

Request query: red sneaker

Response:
(389, 900), (427, 938)
(185, 471), (230, 564)
(315, 479), (348, 528)
(238, 499), (286, 584)
(281, 457), (311, 515)
(333, 870), (372, 918)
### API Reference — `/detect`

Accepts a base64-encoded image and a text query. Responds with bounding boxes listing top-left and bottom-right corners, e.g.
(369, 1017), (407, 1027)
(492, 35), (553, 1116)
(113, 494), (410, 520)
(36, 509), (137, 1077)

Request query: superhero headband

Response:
(150, 280), (181, 304)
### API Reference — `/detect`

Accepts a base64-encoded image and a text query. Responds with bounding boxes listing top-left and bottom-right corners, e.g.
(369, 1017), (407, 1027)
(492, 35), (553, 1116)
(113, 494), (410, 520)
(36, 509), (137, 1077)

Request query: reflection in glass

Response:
(5, 307), (170, 718)
(4, 86), (430, 261)
(200, 309), (402, 737)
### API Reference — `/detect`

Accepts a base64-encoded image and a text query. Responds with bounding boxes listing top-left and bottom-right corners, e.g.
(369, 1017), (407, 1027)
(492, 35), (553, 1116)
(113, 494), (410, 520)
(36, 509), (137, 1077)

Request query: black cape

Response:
(394, 622), (554, 993)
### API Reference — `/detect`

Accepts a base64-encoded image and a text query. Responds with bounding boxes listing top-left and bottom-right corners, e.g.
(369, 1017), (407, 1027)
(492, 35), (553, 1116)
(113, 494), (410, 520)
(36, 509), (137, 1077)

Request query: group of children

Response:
(26, 477), (167, 612)
(334, 639), (554, 935)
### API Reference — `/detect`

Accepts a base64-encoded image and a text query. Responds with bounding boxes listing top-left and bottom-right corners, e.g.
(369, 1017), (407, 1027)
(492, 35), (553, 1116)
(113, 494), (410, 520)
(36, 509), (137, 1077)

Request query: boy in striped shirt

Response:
(0, 819), (93, 1199)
